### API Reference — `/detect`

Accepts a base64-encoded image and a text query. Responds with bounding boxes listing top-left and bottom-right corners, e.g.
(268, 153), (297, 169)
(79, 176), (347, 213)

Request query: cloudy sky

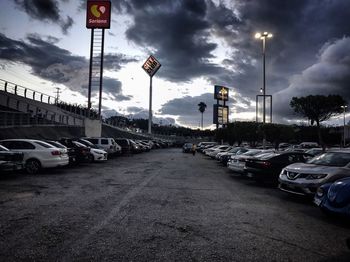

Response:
(0, 0), (349, 128)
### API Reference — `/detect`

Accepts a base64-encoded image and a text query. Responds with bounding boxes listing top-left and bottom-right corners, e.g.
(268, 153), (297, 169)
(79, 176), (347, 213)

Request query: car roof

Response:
(0, 138), (47, 143)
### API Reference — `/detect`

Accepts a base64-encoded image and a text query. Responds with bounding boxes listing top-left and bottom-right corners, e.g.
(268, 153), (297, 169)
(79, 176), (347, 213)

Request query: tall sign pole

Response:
(86, 0), (111, 118)
(149, 76), (153, 134)
(142, 55), (161, 134)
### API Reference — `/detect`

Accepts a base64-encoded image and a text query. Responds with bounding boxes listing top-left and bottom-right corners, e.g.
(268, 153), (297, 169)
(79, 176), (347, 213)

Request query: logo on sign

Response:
(86, 1), (111, 29)
(91, 5), (106, 18)
(214, 85), (229, 101)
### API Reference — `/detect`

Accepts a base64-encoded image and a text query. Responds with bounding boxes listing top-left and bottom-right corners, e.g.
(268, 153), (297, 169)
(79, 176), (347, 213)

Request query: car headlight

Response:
(279, 169), (287, 177)
(305, 174), (327, 180)
(316, 187), (324, 197)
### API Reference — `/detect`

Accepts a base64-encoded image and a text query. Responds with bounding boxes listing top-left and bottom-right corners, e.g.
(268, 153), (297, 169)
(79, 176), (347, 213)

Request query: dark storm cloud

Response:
(104, 53), (138, 71)
(14, 0), (74, 34)
(0, 33), (134, 101)
(273, 37), (350, 123)
(124, 0), (223, 82)
(100, 77), (133, 101)
(159, 93), (214, 127)
(158, 91), (252, 127)
(205, 0), (350, 122)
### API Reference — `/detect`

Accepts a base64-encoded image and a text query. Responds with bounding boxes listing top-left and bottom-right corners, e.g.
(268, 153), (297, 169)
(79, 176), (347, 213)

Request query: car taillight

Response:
(261, 161), (271, 168)
(51, 150), (61, 156)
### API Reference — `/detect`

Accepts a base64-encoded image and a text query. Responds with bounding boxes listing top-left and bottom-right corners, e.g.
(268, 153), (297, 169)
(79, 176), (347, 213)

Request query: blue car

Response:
(314, 177), (350, 218)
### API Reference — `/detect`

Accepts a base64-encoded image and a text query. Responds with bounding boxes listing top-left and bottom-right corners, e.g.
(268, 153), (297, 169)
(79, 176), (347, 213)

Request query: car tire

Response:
(25, 159), (41, 174)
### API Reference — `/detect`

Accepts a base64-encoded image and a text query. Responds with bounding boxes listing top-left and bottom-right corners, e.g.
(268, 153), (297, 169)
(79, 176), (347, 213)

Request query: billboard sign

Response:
(142, 55), (161, 77)
(214, 85), (229, 101)
(213, 105), (229, 125)
(86, 1), (111, 28)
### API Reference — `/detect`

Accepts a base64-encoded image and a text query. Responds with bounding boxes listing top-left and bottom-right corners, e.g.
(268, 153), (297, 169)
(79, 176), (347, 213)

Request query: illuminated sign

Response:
(142, 55), (161, 77)
(213, 105), (229, 125)
(86, 1), (111, 28)
(214, 85), (229, 101)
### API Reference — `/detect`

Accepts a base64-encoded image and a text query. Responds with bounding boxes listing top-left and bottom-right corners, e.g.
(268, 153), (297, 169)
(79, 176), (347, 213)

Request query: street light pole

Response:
(255, 32), (273, 124)
(255, 32), (273, 148)
(341, 105), (347, 147)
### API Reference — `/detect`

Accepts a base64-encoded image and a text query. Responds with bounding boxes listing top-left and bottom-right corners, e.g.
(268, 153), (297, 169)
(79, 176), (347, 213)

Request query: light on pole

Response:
(255, 32), (273, 124)
(341, 105), (347, 147)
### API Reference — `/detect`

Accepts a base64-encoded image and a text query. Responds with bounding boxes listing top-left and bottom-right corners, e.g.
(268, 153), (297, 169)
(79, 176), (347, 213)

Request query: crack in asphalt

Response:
(61, 168), (161, 261)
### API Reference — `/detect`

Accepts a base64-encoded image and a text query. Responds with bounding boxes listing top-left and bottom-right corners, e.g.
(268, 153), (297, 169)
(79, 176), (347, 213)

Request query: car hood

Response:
(284, 163), (344, 173)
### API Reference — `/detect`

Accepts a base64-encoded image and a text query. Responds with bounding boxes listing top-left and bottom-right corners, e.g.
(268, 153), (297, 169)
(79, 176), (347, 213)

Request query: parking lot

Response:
(1, 148), (349, 261)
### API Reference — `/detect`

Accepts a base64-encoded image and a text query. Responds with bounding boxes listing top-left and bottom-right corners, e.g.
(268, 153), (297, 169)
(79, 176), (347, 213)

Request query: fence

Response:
(0, 79), (57, 105)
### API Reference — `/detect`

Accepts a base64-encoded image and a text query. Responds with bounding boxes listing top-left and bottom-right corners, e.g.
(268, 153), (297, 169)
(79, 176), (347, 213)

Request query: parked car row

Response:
(196, 142), (350, 219)
(0, 137), (173, 175)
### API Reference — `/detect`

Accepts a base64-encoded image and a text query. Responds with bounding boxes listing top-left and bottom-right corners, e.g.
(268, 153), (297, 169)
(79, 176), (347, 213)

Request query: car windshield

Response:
(72, 141), (87, 148)
(228, 147), (240, 153)
(79, 139), (98, 149)
(307, 152), (350, 167)
(35, 141), (55, 148)
(243, 150), (262, 156)
(48, 141), (66, 149)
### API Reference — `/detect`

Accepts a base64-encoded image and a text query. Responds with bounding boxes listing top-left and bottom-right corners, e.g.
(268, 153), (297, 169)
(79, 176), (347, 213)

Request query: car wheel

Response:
(25, 159), (41, 174)
(88, 154), (94, 163)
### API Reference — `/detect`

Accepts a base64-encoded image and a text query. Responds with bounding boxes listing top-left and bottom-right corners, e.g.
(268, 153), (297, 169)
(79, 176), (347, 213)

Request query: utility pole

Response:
(55, 87), (61, 104)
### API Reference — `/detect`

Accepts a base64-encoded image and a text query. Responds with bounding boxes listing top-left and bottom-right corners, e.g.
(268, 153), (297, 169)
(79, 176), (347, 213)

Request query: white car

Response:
(0, 139), (69, 174)
(278, 150), (350, 196)
(227, 149), (268, 173)
(77, 139), (107, 162)
(205, 145), (231, 157)
(83, 137), (121, 155)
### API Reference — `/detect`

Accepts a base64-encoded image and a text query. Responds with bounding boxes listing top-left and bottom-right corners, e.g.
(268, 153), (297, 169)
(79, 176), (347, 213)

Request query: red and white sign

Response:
(86, 1), (111, 29)
(142, 55), (161, 77)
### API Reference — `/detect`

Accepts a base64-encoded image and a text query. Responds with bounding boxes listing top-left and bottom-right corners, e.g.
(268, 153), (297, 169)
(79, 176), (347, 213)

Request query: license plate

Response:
(314, 198), (322, 206)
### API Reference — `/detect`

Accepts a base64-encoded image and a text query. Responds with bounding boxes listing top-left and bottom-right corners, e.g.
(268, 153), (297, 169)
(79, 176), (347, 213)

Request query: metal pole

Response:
(256, 95), (258, 122)
(262, 37), (266, 149)
(148, 76), (153, 134)
(88, 29), (94, 117)
(344, 107), (346, 147)
(201, 112), (203, 130)
(98, 28), (105, 118)
(262, 37), (266, 124)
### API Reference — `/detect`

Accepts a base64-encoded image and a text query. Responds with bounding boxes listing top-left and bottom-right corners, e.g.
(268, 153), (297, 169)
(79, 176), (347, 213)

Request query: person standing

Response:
(191, 144), (196, 156)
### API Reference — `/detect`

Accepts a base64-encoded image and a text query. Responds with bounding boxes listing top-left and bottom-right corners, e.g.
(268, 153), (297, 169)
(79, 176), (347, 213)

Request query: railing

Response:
(0, 79), (57, 104)
(0, 79), (88, 126)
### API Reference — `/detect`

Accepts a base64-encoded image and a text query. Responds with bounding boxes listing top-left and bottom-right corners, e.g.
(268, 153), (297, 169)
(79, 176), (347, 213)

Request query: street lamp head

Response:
(255, 32), (273, 40)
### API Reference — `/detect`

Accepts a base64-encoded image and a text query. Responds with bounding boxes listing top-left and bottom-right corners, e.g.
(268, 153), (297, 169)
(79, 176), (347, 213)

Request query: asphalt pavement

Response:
(0, 148), (349, 261)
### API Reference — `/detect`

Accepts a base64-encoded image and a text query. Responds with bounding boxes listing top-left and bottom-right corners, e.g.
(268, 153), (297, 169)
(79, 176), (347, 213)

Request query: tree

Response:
(290, 94), (346, 147)
(198, 102), (207, 130)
